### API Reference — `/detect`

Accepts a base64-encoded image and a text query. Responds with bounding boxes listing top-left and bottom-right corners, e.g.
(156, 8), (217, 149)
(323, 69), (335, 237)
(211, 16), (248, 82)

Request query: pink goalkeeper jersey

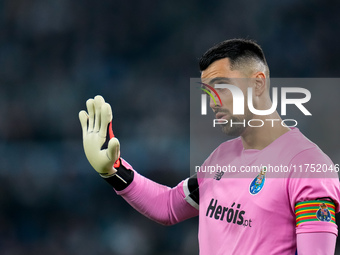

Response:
(116, 128), (340, 254)
(196, 128), (340, 255)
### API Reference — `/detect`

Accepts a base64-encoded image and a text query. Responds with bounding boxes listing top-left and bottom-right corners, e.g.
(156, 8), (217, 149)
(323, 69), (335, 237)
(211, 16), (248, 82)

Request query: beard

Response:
(217, 109), (253, 137)
(220, 115), (246, 136)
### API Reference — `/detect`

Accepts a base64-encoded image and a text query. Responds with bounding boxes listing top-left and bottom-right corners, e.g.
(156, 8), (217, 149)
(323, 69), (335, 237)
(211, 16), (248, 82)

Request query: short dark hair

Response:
(199, 39), (269, 76)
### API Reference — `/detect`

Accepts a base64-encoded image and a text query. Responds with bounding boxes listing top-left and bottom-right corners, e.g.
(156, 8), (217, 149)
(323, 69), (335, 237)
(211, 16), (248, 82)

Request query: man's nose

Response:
(209, 94), (221, 108)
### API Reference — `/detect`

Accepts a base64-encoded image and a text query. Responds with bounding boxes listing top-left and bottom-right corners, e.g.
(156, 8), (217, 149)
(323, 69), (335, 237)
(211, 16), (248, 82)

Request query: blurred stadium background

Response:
(1, 0), (340, 254)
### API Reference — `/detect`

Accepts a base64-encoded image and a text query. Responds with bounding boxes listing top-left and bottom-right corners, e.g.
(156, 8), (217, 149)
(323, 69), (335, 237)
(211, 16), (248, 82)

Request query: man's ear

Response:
(253, 72), (266, 96)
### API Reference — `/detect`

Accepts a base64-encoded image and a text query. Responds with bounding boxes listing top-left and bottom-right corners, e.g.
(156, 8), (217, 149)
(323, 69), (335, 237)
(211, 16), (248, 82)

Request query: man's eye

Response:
(215, 87), (227, 93)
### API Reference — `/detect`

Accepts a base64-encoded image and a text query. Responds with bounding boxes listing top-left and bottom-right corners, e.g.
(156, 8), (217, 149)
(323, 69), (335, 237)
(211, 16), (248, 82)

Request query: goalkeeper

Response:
(79, 39), (340, 255)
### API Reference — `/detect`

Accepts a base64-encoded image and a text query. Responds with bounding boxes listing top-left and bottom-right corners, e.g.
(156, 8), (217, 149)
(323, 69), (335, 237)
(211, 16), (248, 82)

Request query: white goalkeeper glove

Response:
(79, 95), (120, 176)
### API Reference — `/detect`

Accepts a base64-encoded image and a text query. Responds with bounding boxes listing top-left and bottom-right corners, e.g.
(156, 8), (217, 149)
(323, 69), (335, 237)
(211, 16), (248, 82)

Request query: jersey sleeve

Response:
(287, 147), (340, 235)
(115, 171), (199, 225)
(297, 232), (337, 254)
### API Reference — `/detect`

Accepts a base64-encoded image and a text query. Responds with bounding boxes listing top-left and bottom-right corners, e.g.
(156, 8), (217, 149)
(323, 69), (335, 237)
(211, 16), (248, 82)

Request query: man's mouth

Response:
(215, 112), (229, 119)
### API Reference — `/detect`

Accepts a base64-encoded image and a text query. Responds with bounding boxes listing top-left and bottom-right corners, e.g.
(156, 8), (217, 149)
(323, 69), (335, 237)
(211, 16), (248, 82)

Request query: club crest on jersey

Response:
(316, 202), (332, 222)
(249, 167), (266, 195)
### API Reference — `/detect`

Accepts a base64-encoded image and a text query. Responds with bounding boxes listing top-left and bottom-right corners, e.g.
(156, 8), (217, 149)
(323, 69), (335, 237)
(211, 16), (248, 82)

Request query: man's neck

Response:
(241, 112), (291, 150)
